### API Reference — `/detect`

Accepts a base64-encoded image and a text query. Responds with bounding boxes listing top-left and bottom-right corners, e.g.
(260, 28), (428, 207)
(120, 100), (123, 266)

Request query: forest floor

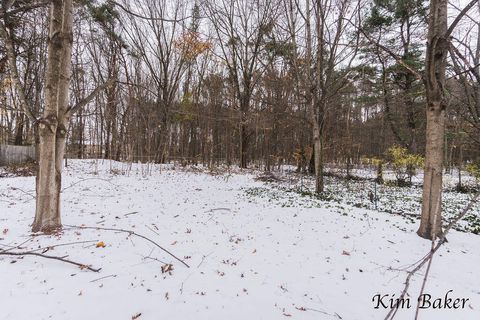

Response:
(0, 160), (479, 320)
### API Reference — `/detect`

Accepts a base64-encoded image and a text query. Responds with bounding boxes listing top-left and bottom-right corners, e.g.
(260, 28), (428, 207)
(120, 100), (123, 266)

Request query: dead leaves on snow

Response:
(95, 241), (106, 248)
(161, 263), (174, 274)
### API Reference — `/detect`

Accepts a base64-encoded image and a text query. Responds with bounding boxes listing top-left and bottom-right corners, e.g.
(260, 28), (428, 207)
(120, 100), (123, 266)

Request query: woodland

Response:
(0, 0), (480, 319)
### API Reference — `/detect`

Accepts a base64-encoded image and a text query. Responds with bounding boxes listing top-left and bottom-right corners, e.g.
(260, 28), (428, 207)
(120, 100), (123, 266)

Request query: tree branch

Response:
(0, 1), (50, 19)
(343, 17), (423, 81)
(66, 78), (115, 118)
(0, 251), (101, 272)
(107, 0), (194, 22)
(0, 18), (38, 122)
(383, 191), (480, 320)
(446, 0), (478, 39)
(64, 224), (190, 268)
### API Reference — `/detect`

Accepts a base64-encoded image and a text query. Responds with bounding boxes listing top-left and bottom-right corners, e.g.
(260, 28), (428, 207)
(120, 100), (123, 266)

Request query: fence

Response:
(0, 144), (36, 166)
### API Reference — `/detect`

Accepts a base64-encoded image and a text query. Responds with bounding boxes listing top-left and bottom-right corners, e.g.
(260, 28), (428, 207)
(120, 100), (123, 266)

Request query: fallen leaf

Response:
(170, 240), (177, 245)
(161, 263), (174, 274)
(96, 241), (106, 248)
(2, 229), (8, 235)
(342, 250), (350, 256)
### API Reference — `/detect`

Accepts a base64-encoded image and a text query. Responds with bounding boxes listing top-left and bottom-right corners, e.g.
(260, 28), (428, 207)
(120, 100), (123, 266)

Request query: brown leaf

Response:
(2, 228), (8, 235)
(342, 250), (350, 256)
(95, 241), (106, 248)
(161, 263), (174, 274)
(132, 313), (142, 320)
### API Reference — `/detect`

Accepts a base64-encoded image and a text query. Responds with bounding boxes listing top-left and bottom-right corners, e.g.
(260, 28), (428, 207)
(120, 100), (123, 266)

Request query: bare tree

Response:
(1, 0), (110, 233)
(300, 0), (359, 192)
(203, 0), (278, 168)
(417, 0), (478, 239)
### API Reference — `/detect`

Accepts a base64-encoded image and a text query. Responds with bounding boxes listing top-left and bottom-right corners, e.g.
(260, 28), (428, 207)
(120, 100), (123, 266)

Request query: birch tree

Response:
(417, 0), (478, 239)
(1, 0), (110, 233)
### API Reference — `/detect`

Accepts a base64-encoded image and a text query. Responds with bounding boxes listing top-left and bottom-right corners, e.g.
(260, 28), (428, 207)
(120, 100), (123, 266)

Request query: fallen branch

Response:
(384, 191), (480, 320)
(90, 274), (117, 282)
(0, 251), (101, 272)
(29, 240), (99, 254)
(64, 224), (190, 268)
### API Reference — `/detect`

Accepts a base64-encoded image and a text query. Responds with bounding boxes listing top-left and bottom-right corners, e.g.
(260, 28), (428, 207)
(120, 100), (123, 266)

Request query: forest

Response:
(0, 0), (479, 319)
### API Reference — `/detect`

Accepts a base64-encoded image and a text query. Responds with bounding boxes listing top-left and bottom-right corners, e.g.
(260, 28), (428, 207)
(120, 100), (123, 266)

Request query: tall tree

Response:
(304, 0), (359, 193)
(203, 0), (278, 168)
(417, 0), (478, 239)
(1, 0), (110, 232)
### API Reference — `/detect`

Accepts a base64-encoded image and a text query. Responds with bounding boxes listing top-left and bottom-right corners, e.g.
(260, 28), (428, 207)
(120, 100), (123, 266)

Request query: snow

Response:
(0, 160), (479, 320)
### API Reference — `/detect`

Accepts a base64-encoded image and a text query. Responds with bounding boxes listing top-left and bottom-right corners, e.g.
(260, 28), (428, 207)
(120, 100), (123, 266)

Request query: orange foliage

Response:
(174, 31), (212, 60)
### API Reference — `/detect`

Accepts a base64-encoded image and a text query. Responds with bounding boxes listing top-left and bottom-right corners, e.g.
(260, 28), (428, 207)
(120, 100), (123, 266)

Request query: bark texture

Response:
(417, 0), (448, 239)
(32, 0), (73, 233)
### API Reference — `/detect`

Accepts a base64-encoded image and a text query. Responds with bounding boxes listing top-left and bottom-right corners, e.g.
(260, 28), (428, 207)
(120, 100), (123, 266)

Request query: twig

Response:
(197, 251), (214, 268)
(90, 274), (117, 282)
(0, 251), (101, 272)
(383, 191), (480, 320)
(204, 208), (231, 213)
(414, 249), (434, 319)
(145, 225), (160, 236)
(0, 237), (34, 253)
(29, 240), (99, 254)
(10, 187), (35, 199)
(61, 177), (118, 192)
(64, 224), (190, 268)
(143, 256), (167, 265)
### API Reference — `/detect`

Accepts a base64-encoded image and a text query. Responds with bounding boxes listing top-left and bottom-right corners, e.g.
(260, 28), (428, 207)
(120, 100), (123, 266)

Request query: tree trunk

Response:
(313, 121), (324, 193)
(418, 105), (445, 239)
(417, 0), (448, 240)
(240, 121), (248, 169)
(32, 0), (73, 233)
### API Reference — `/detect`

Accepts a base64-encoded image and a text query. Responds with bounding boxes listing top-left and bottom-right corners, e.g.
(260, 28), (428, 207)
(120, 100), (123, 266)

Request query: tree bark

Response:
(417, 0), (448, 240)
(313, 122), (324, 193)
(32, 0), (73, 233)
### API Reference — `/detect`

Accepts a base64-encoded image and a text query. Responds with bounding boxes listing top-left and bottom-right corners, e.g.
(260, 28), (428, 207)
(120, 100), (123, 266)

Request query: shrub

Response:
(466, 163), (480, 181)
(386, 146), (424, 186)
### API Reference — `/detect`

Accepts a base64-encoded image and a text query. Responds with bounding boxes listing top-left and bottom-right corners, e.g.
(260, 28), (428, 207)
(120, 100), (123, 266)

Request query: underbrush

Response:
(245, 170), (480, 234)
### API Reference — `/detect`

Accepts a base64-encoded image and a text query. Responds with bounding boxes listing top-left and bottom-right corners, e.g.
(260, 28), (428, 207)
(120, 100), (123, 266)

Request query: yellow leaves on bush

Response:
(387, 146), (424, 169)
(386, 146), (424, 184)
(95, 241), (106, 248)
(466, 163), (480, 181)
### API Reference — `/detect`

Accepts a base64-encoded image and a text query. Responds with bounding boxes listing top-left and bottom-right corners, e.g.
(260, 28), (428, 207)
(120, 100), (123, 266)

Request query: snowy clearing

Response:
(1, 160), (479, 320)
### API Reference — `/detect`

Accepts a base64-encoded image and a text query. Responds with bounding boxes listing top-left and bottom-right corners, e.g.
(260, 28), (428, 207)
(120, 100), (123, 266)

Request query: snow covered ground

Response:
(0, 160), (479, 320)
